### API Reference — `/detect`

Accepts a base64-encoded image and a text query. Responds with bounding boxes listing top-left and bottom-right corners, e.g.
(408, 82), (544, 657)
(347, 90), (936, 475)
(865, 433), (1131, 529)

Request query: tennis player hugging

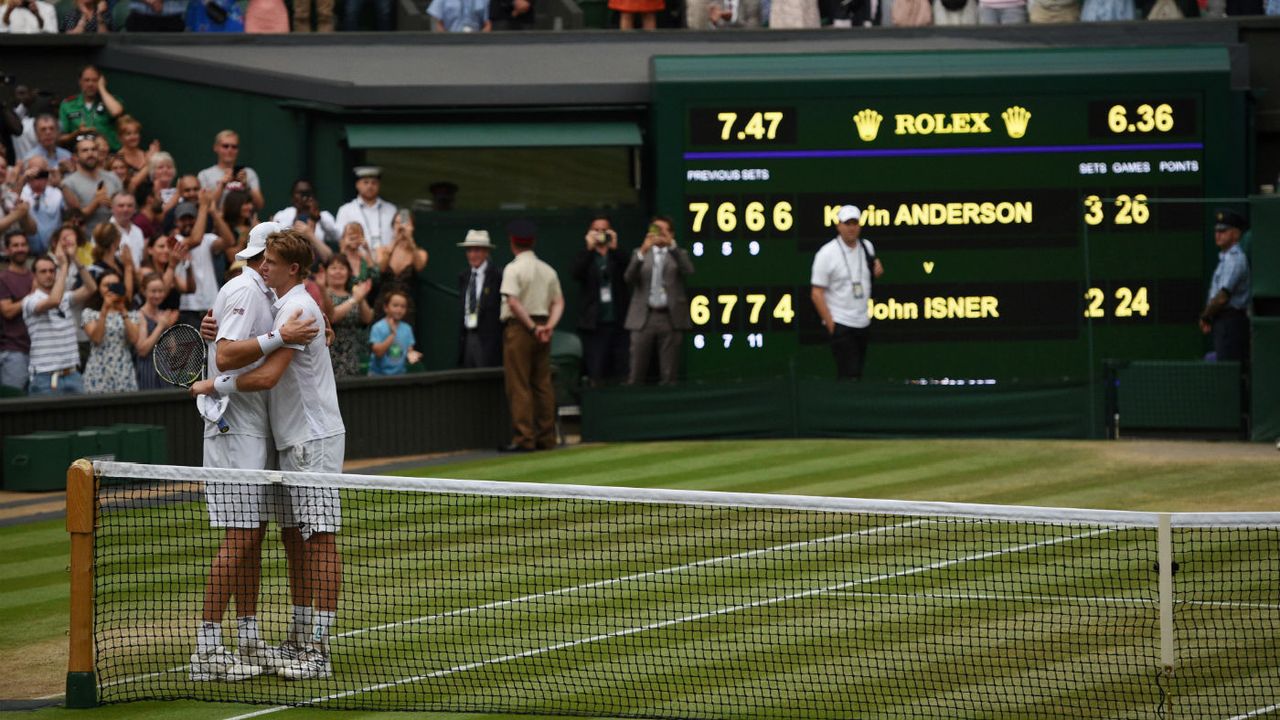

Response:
(191, 223), (345, 682)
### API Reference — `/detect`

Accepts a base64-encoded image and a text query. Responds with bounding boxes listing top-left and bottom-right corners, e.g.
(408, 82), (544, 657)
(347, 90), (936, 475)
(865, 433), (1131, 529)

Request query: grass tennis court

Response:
(5, 439), (1280, 720)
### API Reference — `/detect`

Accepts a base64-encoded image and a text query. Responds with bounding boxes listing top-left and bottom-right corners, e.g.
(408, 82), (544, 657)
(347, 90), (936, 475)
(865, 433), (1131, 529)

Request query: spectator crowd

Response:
(0, 64), (700, 412)
(0, 0), (1272, 33)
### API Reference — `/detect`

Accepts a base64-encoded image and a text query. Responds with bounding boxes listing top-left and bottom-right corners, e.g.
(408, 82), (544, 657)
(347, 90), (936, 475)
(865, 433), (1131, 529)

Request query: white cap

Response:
(837, 205), (861, 224)
(236, 221), (285, 260)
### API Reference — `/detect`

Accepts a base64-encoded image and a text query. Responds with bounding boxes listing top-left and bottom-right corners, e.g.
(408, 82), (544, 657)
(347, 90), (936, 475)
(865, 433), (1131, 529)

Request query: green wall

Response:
(107, 72), (310, 212)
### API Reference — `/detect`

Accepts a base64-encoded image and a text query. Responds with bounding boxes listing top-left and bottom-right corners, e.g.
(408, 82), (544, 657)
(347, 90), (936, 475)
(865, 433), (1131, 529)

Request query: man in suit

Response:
(572, 215), (630, 386)
(456, 229), (503, 368)
(624, 215), (694, 385)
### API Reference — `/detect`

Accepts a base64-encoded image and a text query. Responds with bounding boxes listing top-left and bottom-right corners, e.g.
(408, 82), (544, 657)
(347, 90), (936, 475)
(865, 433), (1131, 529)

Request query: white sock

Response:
(312, 610), (335, 650)
(236, 616), (260, 649)
(197, 622), (222, 655)
(291, 605), (312, 645)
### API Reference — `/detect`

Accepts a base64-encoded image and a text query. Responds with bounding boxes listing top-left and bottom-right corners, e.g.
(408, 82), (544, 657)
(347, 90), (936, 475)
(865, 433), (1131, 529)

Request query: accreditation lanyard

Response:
(358, 201), (385, 245)
(839, 241), (865, 300)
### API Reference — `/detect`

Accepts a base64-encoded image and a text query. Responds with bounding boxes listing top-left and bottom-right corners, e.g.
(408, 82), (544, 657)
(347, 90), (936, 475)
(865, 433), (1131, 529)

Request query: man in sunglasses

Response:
(22, 245), (97, 395)
(198, 129), (264, 210)
(272, 178), (338, 259)
(60, 132), (120, 234)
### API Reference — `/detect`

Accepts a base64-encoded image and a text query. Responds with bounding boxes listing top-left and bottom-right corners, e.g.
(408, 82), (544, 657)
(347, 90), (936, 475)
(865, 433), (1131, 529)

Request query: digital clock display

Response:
(652, 51), (1242, 383)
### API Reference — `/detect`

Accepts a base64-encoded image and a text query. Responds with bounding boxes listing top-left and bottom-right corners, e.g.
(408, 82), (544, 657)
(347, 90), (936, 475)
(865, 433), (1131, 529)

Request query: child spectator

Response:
(368, 289), (420, 375)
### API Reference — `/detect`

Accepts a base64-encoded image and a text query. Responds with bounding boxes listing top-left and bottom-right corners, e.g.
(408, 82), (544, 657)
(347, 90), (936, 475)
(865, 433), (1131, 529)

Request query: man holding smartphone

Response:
(624, 216), (694, 385)
(60, 132), (120, 234)
(198, 130), (264, 210)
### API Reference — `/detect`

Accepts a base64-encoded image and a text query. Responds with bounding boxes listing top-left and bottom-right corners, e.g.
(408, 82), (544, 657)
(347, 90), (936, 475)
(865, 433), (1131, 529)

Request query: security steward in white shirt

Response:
(810, 205), (885, 380)
(334, 166), (397, 253)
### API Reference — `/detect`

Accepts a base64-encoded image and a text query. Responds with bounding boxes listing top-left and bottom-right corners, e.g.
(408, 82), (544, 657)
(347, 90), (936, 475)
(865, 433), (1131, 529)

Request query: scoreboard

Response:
(652, 48), (1244, 383)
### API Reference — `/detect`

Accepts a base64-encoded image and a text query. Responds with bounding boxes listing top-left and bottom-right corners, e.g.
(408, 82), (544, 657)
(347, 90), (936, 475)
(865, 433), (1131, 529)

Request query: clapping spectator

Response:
(133, 272), (179, 390)
(108, 156), (131, 192)
(174, 193), (227, 329)
(324, 255), (373, 377)
(136, 151), (177, 231)
(198, 130), (264, 210)
(59, 67), (125, 152)
(61, 133), (121, 234)
(24, 247), (96, 396)
(115, 116), (156, 192)
(61, 0), (114, 31)
(0, 233), (33, 393)
(81, 268), (140, 394)
(55, 221), (94, 269)
(0, 153), (36, 240)
(0, 0), (58, 33)
(137, 233), (191, 308)
(19, 156), (61, 255)
(210, 188), (256, 262)
(429, 0), (491, 30)
(89, 222), (135, 302)
(368, 289), (420, 376)
(109, 191), (145, 269)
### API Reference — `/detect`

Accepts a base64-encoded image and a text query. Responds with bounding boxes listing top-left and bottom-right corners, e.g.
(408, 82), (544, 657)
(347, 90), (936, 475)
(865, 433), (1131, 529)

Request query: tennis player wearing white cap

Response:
(194, 228), (346, 681)
(189, 221), (320, 682)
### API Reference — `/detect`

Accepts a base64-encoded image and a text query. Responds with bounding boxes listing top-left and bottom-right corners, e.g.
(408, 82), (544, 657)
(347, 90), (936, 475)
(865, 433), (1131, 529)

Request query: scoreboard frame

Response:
(651, 47), (1246, 386)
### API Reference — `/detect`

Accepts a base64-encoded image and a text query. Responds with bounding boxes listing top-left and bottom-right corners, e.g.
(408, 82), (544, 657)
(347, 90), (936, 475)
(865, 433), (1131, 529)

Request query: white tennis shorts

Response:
(203, 434), (278, 529)
(277, 434), (345, 540)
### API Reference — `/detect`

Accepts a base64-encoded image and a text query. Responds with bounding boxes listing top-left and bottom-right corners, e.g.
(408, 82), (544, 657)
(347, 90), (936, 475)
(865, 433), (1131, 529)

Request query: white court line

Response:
(831, 590), (1280, 612)
(106, 518), (929, 690)
(1227, 703), (1280, 720)
(217, 526), (1111, 720)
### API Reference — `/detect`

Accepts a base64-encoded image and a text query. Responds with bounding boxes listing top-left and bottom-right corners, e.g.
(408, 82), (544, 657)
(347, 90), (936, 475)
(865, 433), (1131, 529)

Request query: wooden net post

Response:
(65, 459), (97, 708)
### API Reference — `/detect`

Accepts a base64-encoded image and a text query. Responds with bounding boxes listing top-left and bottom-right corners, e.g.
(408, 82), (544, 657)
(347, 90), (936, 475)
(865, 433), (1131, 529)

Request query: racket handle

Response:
(217, 417), (230, 434)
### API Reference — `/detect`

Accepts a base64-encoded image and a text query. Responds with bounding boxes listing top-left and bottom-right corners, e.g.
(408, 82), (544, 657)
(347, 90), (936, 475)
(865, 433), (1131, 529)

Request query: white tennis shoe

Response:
(189, 646), (263, 682)
(236, 638), (292, 673)
(279, 646), (332, 680)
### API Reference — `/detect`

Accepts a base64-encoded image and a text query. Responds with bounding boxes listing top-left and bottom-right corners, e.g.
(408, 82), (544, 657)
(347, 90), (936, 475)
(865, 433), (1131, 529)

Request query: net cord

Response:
(92, 461), (1280, 529)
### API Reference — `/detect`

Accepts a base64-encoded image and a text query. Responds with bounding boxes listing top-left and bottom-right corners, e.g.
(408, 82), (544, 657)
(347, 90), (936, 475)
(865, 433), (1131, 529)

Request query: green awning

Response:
(345, 123), (643, 150)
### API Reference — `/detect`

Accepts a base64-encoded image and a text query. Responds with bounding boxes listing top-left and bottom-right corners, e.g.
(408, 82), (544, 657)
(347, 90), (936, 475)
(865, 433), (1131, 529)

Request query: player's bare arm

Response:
(205, 308), (318, 372)
(191, 347), (296, 397)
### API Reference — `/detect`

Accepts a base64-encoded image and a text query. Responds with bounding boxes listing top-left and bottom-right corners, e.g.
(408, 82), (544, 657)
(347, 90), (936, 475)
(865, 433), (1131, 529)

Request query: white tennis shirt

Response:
(810, 237), (876, 329)
(268, 283), (345, 451)
(207, 265), (274, 439)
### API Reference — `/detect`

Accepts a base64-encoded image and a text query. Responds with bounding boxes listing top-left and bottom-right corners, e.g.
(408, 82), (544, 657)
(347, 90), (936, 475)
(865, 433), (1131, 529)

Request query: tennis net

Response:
(70, 460), (1280, 718)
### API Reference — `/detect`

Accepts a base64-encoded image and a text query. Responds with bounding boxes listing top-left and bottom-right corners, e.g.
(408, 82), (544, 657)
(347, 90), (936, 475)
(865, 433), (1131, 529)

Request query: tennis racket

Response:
(154, 323), (230, 433)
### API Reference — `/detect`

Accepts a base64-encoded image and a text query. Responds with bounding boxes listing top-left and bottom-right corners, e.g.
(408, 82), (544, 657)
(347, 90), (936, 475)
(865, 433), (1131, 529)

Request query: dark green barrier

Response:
(1252, 318), (1280, 443)
(583, 377), (1093, 441)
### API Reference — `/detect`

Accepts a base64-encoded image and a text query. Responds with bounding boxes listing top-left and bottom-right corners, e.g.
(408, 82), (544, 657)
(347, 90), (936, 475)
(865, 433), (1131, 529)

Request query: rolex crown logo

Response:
(1001, 106), (1031, 139)
(853, 109), (884, 143)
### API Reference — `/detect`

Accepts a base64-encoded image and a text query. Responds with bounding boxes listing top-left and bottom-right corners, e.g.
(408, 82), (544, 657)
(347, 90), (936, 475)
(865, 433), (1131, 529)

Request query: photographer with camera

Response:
(0, 0), (56, 32)
(572, 215), (630, 386)
(18, 156), (60, 254)
(273, 179), (339, 259)
(623, 216), (694, 385)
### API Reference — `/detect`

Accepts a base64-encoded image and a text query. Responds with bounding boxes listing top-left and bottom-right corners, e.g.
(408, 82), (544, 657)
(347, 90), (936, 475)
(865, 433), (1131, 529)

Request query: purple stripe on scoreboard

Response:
(683, 142), (1205, 161)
